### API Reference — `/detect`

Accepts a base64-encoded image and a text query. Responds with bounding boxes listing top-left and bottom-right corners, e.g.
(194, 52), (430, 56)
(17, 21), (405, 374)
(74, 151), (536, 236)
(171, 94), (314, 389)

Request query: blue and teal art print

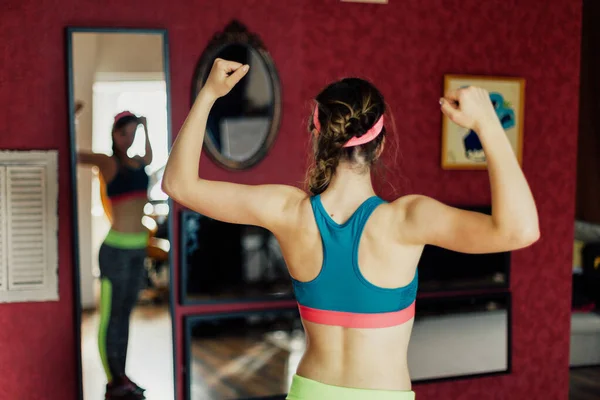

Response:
(463, 92), (516, 162)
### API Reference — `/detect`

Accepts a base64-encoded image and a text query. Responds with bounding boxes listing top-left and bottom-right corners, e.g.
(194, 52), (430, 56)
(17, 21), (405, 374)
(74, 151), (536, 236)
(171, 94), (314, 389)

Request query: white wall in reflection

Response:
(408, 310), (508, 380)
(220, 117), (270, 162)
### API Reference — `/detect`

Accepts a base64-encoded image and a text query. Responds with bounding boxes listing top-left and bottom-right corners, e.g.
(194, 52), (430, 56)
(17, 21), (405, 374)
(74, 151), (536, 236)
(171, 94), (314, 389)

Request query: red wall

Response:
(0, 0), (581, 399)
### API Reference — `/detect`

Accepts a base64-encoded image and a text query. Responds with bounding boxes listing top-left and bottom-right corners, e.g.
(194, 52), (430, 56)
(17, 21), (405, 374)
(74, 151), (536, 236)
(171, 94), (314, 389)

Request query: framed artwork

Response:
(441, 75), (525, 170)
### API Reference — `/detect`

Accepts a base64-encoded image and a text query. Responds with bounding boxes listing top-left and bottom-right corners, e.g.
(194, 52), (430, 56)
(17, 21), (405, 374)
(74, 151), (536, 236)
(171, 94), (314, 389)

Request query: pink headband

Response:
(313, 105), (384, 148)
(114, 111), (136, 124)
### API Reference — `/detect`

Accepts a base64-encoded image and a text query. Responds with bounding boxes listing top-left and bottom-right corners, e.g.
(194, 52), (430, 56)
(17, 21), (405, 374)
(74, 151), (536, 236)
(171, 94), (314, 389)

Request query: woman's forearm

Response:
(163, 90), (215, 195)
(478, 120), (539, 241)
(77, 151), (98, 166)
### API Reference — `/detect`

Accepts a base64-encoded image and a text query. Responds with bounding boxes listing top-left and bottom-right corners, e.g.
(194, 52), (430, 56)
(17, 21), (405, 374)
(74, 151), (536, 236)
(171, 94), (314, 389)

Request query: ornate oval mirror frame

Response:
(191, 20), (282, 170)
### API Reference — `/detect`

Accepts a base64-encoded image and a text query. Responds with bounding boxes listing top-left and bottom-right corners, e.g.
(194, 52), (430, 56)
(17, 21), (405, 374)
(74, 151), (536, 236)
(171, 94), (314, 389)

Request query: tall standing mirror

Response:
(191, 20), (282, 170)
(67, 28), (173, 400)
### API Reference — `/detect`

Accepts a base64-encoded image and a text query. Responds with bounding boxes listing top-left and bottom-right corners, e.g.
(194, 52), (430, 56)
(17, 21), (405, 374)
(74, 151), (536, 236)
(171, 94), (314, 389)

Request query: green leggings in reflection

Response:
(97, 231), (147, 381)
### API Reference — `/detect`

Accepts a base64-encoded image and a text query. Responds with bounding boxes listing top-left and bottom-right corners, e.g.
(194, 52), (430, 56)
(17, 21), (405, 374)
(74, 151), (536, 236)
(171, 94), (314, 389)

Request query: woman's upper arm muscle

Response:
(166, 179), (306, 231)
(396, 195), (533, 254)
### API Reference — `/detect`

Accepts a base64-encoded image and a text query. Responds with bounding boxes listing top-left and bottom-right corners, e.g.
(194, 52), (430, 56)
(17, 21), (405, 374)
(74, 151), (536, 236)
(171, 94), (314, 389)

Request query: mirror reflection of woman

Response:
(163, 60), (539, 400)
(78, 111), (152, 400)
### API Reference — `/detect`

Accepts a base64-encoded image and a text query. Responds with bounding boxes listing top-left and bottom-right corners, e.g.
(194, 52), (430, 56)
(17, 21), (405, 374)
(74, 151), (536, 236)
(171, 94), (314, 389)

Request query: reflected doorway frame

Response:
(65, 26), (175, 400)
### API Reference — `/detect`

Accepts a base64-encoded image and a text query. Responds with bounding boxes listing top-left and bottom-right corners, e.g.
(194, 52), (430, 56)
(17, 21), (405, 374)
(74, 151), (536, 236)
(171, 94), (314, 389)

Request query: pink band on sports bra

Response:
(298, 301), (415, 329)
(312, 105), (384, 148)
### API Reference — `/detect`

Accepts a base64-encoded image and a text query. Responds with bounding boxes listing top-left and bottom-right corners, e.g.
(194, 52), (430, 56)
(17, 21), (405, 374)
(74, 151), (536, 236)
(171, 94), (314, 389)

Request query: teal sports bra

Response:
(291, 195), (418, 328)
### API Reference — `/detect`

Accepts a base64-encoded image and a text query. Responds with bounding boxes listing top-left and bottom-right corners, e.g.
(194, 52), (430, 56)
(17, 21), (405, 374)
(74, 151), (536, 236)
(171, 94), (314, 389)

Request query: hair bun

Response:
(345, 116), (366, 138)
(347, 111), (378, 139)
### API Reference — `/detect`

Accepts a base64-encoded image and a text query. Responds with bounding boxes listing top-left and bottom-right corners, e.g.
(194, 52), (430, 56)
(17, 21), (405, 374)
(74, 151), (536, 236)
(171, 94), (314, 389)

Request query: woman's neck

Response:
(322, 161), (375, 202)
(114, 151), (128, 161)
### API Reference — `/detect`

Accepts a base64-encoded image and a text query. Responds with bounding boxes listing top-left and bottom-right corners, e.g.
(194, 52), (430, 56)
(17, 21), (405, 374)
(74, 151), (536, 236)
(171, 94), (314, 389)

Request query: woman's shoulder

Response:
(387, 194), (430, 208)
(385, 194), (438, 221)
(279, 185), (312, 209)
(386, 194), (457, 233)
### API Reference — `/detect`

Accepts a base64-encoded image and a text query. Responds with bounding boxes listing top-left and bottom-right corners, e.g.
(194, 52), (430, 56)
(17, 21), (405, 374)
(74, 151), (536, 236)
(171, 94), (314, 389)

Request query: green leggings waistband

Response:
(286, 375), (415, 400)
(104, 229), (148, 250)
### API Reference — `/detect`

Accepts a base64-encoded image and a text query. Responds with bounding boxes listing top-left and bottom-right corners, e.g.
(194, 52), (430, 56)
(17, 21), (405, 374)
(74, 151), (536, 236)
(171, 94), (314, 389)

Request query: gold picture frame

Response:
(441, 75), (525, 170)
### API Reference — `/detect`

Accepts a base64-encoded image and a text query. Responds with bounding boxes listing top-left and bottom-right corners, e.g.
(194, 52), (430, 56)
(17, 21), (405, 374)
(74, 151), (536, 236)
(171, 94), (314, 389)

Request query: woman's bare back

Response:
(276, 193), (424, 390)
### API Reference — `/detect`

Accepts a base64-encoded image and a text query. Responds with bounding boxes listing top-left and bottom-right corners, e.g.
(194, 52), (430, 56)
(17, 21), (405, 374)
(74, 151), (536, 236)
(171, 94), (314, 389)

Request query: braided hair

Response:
(306, 78), (386, 195)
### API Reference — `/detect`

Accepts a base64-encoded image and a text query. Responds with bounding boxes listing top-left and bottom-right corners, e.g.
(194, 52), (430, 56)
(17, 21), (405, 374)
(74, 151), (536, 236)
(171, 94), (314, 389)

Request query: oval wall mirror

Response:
(191, 20), (282, 170)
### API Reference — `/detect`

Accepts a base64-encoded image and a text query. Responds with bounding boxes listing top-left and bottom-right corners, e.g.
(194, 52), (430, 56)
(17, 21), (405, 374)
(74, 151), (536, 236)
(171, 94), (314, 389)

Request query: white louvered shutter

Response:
(0, 167), (7, 292)
(6, 166), (47, 290)
(0, 150), (58, 303)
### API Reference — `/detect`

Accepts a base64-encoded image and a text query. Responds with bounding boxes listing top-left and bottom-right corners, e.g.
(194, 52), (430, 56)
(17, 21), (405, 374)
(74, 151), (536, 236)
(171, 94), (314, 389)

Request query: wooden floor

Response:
(81, 304), (174, 400)
(190, 330), (303, 400)
(570, 367), (600, 400)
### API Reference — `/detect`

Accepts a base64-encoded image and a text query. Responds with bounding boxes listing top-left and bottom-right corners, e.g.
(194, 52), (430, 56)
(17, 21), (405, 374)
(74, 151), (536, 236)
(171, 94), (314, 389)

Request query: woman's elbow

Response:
(161, 174), (179, 199)
(509, 224), (540, 249)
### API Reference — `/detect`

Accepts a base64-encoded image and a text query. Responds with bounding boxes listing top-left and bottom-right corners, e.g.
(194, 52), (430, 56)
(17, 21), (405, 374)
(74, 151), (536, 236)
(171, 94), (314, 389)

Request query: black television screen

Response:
(180, 205), (509, 303)
(181, 210), (293, 303)
(416, 206), (510, 292)
(417, 245), (510, 292)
